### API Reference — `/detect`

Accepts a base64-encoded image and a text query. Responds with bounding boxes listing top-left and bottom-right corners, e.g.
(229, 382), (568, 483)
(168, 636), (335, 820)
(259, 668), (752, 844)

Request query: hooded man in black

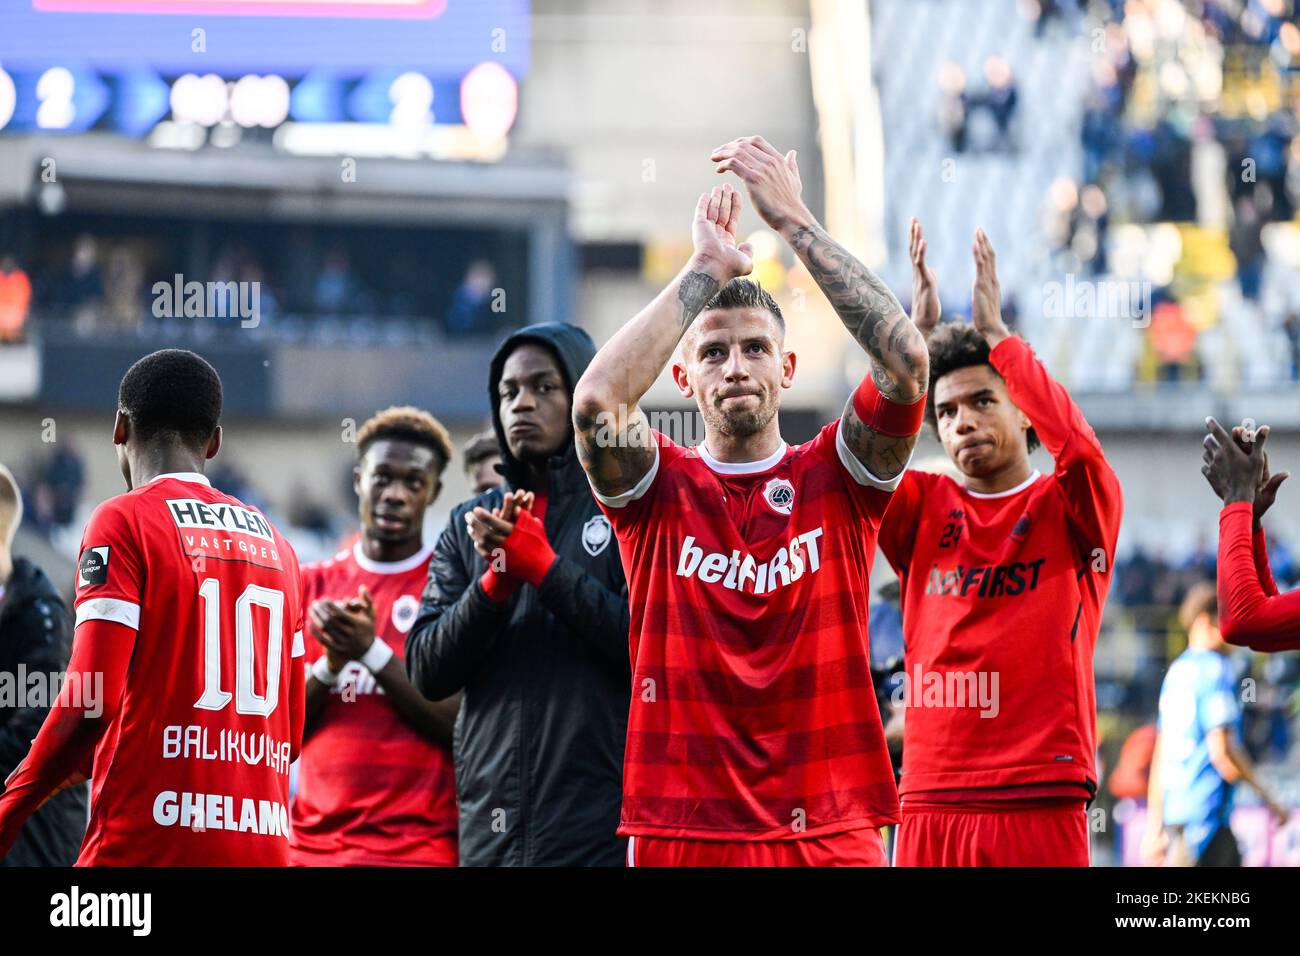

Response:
(408, 323), (630, 866)
(0, 464), (87, 867)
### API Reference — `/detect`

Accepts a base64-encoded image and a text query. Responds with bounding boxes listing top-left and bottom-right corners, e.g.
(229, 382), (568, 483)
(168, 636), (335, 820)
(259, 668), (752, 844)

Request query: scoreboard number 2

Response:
(194, 578), (286, 717)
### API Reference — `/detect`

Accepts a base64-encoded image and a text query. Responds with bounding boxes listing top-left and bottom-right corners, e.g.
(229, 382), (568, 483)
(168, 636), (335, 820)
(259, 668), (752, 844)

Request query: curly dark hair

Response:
(924, 323), (1039, 453)
(118, 349), (223, 447)
(357, 405), (453, 474)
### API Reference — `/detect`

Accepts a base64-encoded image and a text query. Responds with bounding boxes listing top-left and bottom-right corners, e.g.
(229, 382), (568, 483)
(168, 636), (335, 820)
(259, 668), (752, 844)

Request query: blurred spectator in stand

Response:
(1075, 184), (1110, 275)
(314, 247), (369, 317)
(444, 260), (498, 335)
(101, 245), (145, 331)
(1109, 723), (1157, 802)
(27, 441), (85, 532)
(1152, 119), (1197, 221)
(1149, 300), (1198, 382)
(286, 482), (335, 537)
(1001, 292), (1020, 335)
(1283, 311), (1300, 380)
(0, 256), (32, 343)
(869, 580), (905, 778)
(1115, 545), (1158, 607)
(1025, 0), (1065, 38)
(980, 55), (1019, 151)
(1082, 85), (1122, 184)
(461, 430), (504, 496)
(1229, 196), (1266, 301)
(238, 259), (279, 331)
(207, 461), (263, 512)
(1269, 19), (1300, 73)
(1249, 112), (1293, 221)
(1045, 176), (1080, 265)
(51, 235), (102, 331)
(937, 61), (969, 155)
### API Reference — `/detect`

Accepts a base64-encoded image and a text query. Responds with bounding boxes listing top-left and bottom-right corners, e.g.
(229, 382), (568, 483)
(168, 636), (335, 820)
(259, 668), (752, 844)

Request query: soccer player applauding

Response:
(1202, 417), (1300, 651)
(878, 225), (1123, 866)
(291, 407), (460, 866)
(573, 136), (929, 866)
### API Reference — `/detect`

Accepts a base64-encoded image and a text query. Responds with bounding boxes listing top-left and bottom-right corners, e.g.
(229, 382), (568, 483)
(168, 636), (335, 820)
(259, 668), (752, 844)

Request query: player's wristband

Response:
(360, 638), (394, 674)
(311, 656), (341, 686)
(480, 567), (520, 603)
(852, 373), (926, 437)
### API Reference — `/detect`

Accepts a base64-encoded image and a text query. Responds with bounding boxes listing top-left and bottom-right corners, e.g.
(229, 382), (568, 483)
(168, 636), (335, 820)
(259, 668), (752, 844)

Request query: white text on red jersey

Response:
(676, 528), (824, 595)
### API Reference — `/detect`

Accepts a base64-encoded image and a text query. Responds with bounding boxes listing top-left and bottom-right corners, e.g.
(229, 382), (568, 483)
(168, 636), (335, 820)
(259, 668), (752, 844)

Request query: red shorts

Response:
(893, 800), (1089, 867)
(626, 827), (888, 867)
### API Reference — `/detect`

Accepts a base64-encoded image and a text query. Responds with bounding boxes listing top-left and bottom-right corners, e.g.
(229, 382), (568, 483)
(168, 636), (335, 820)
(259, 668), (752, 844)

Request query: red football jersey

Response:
(877, 336), (1123, 801)
(291, 542), (457, 866)
(596, 420), (902, 841)
(72, 472), (305, 866)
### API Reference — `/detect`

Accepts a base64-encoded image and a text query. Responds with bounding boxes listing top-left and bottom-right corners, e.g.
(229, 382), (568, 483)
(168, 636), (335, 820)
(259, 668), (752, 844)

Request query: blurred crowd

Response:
(1050, 0), (1300, 385)
(0, 231), (509, 343)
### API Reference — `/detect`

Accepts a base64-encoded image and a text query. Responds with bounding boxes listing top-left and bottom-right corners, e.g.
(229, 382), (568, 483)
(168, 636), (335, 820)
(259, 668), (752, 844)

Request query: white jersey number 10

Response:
(194, 578), (285, 717)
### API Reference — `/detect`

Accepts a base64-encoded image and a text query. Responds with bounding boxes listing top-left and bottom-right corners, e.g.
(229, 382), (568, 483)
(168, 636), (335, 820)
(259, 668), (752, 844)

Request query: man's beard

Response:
(701, 392), (777, 438)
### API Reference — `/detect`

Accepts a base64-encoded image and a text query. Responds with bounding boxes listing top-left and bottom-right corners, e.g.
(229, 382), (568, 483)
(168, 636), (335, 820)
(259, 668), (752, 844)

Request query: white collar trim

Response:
(352, 541), (434, 575)
(149, 472), (211, 487)
(698, 440), (788, 475)
(965, 469), (1042, 499)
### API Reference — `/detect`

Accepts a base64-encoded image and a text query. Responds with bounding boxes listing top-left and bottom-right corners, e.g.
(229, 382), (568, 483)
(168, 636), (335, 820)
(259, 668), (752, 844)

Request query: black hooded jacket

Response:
(0, 557), (87, 867)
(407, 323), (630, 867)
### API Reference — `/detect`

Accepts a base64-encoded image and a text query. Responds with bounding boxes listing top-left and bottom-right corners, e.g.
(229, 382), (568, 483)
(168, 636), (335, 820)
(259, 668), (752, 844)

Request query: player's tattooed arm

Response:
(710, 135), (928, 403)
(573, 402), (657, 499)
(838, 398), (920, 481)
(677, 270), (721, 331)
(710, 135), (927, 478)
(574, 184), (751, 497)
(787, 222), (927, 403)
(791, 221), (927, 478)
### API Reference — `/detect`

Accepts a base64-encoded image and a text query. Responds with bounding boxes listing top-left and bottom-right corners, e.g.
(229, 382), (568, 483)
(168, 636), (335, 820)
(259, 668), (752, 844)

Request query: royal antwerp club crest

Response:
(763, 477), (795, 515)
(391, 594), (420, 634)
(582, 514), (612, 556)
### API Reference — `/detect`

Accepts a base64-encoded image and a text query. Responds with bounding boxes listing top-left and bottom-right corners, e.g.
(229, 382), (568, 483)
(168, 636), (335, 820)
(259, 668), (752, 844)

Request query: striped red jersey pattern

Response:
(877, 336), (1122, 801)
(595, 420), (903, 841)
(72, 473), (305, 866)
(291, 543), (457, 866)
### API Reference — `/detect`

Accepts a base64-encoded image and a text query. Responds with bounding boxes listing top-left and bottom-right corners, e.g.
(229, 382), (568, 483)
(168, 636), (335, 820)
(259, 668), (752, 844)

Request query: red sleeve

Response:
(0, 618), (134, 857)
(990, 336), (1123, 560)
(1254, 526), (1280, 597)
(1218, 502), (1300, 651)
(804, 420), (898, 528)
(287, 549), (306, 763)
(72, 497), (146, 630)
(876, 470), (924, 573)
(590, 429), (684, 533)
